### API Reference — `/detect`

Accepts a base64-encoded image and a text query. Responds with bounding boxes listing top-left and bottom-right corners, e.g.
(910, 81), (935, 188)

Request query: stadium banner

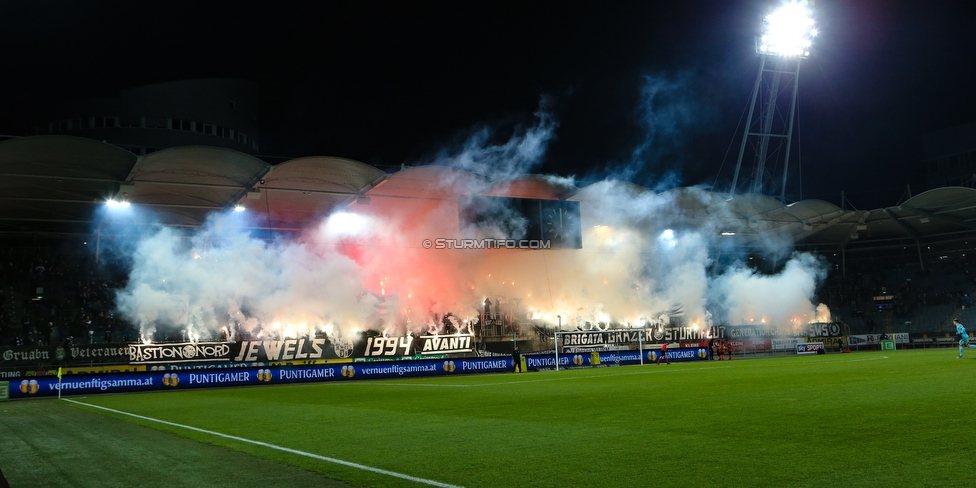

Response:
(269, 358), (354, 366)
(0, 343), (137, 369)
(729, 339), (772, 353)
(525, 354), (572, 370)
(847, 333), (909, 346)
(128, 342), (233, 364)
(6, 364), (147, 379)
(65, 344), (131, 363)
(561, 327), (733, 348)
(796, 342), (824, 355)
(809, 336), (846, 347)
(64, 364), (147, 375)
(721, 325), (782, 339)
(558, 330), (649, 352)
(8, 357), (515, 398)
(1, 345), (55, 367)
(231, 338), (342, 362)
(528, 348), (708, 370)
(355, 334), (476, 358)
(771, 338), (803, 350)
(647, 324), (829, 343)
(418, 334), (476, 355)
(9, 348), (722, 398)
(804, 322), (843, 338)
(0, 369), (28, 379)
(149, 361), (258, 371)
(649, 326), (712, 343)
(646, 348), (710, 363)
(353, 354), (445, 363)
(847, 335), (878, 346)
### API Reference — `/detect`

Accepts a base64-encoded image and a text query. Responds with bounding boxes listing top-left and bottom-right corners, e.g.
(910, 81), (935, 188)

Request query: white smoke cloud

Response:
(710, 252), (827, 330)
(424, 97), (557, 179)
(115, 213), (374, 342)
(111, 92), (828, 345)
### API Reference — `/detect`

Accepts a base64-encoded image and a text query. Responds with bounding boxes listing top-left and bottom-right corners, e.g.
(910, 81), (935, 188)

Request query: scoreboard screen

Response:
(458, 196), (582, 249)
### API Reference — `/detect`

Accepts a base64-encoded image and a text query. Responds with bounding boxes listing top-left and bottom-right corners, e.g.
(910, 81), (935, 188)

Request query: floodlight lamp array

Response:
(758, 1), (816, 57)
(105, 199), (130, 209)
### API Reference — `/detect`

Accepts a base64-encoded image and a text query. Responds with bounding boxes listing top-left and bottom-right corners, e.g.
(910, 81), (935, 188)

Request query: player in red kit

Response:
(657, 343), (670, 364)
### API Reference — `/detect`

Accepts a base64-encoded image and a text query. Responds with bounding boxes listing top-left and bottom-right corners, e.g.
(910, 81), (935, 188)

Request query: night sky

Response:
(2, 1), (974, 208)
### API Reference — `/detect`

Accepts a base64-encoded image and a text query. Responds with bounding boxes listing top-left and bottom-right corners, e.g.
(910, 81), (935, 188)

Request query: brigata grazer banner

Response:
(558, 330), (650, 352)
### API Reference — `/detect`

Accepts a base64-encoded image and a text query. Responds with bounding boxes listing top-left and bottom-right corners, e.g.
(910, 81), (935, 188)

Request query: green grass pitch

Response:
(1, 349), (971, 487)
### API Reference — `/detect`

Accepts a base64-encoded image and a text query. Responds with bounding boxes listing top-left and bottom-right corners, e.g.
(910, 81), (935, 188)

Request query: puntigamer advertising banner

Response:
(8, 348), (713, 398)
(9, 357), (513, 398)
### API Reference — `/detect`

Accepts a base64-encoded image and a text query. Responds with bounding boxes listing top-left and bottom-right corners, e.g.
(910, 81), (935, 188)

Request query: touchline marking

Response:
(62, 398), (463, 488)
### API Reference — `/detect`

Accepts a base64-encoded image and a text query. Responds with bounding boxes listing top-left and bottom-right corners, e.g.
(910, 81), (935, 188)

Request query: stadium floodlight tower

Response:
(730, 1), (816, 201)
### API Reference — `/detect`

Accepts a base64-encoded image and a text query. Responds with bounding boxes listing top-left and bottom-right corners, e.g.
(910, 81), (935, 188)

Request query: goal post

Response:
(553, 328), (657, 371)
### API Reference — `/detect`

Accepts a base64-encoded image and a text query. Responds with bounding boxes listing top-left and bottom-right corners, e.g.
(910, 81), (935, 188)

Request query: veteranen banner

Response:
(1, 343), (131, 368)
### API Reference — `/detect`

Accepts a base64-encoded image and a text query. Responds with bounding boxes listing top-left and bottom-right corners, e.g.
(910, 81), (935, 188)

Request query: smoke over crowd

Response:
(109, 91), (830, 344)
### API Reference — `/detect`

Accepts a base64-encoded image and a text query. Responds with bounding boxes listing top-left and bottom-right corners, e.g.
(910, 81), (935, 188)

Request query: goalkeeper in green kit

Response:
(954, 319), (976, 358)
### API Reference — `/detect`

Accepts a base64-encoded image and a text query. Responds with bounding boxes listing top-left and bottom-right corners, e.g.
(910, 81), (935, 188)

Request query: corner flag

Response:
(57, 367), (62, 379)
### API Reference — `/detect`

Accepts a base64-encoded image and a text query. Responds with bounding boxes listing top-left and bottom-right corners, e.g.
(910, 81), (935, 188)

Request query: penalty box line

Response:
(62, 398), (463, 488)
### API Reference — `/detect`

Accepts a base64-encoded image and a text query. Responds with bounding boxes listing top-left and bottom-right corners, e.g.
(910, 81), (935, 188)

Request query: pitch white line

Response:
(62, 398), (463, 488)
(845, 355), (888, 362)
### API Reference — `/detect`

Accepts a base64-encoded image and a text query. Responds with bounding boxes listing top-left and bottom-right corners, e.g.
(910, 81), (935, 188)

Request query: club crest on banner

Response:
(332, 340), (354, 358)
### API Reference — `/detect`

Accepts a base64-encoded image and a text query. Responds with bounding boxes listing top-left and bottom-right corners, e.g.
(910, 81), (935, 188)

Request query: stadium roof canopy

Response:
(3, 135), (976, 253)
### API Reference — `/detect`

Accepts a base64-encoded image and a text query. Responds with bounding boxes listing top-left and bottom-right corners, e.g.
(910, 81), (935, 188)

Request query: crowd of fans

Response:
(0, 242), (129, 348)
(4, 241), (976, 348)
(816, 251), (976, 332)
